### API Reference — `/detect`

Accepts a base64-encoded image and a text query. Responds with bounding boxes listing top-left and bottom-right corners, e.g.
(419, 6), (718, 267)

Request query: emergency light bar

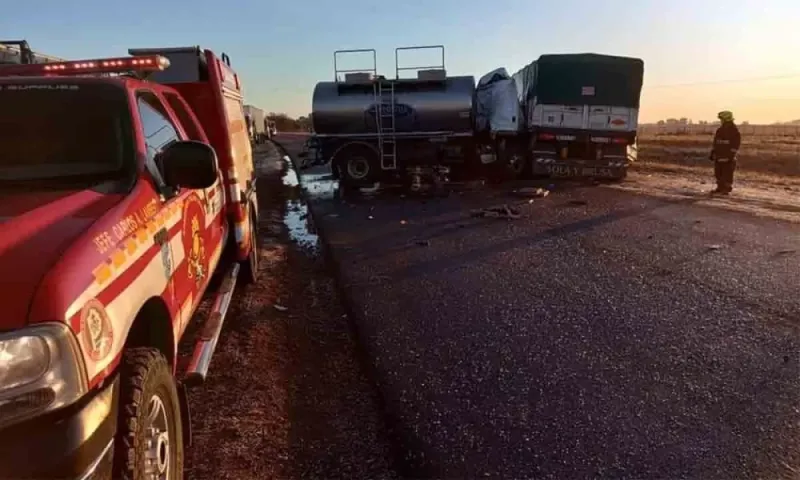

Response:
(0, 55), (170, 77)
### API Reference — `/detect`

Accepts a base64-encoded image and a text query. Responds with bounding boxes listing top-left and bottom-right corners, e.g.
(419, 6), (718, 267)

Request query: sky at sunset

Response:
(3, 0), (799, 124)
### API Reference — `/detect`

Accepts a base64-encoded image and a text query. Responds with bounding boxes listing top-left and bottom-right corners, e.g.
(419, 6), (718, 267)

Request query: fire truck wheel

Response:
(241, 212), (260, 284)
(113, 348), (184, 480)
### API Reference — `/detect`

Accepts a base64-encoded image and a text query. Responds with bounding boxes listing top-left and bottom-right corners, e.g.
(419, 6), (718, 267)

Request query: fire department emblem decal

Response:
(187, 214), (206, 285)
(80, 299), (114, 362)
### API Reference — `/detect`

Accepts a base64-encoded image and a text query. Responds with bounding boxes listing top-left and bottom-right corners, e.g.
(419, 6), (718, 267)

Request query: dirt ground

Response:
(638, 134), (800, 176)
(626, 134), (800, 222)
(180, 143), (396, 480)
(613, 162), (800, 223)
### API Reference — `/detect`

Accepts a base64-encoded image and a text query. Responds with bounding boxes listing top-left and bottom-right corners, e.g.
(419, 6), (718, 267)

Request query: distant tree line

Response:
(267, 113), (312, 132)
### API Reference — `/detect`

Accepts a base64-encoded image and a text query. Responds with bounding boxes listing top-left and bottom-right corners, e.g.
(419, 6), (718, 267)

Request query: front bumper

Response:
(0, 376), (118, 479)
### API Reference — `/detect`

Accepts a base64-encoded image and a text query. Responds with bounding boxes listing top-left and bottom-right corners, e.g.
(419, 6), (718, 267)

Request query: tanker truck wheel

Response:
(337, 146), (379, 189)
(345, 156), (373, 184)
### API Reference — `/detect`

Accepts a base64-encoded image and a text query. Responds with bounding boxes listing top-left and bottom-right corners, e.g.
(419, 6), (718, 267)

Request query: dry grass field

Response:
(637, 133), (800, 177)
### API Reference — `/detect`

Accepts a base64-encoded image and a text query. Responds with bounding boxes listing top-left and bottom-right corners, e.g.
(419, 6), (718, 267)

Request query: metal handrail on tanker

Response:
(333, 48), (377, 82)
(395, 45), (445, 80)
(0, 40), (65, 65)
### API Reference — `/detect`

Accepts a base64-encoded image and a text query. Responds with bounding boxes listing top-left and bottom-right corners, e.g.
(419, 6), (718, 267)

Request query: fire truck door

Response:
(160, 92), (227, 273)
(137, 92), (216, 336)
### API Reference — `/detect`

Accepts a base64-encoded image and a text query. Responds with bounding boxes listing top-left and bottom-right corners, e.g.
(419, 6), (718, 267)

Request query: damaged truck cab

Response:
(0, 46), (258, 479)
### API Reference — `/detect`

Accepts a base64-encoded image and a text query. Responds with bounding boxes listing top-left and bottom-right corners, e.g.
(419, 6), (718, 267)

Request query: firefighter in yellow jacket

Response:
(709, 110), (741, 195)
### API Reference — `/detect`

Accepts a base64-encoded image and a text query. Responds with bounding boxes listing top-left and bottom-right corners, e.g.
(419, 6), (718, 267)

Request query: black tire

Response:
(499, 138), (529, 181)
(113, 348), (183, 480)
(241, 211), (259, 284)
(485, 138), (525, 183)
(607, 168), (628, 182)
(505, 149), (527, 180)
(338, 145), (379, 188)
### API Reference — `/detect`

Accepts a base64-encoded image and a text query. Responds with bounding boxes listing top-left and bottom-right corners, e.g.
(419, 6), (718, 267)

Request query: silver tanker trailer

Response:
(311, 46), (478, 189)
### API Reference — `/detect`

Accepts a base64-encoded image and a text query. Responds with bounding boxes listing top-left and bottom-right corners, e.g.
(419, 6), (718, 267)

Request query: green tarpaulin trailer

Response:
(512, 53), (644, 133)
(511, 53), (645, 180)
(515, 53), (644, 109)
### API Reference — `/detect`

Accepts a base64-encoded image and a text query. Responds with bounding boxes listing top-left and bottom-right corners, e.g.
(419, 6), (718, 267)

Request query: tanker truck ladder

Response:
(377, 80), (397, 170)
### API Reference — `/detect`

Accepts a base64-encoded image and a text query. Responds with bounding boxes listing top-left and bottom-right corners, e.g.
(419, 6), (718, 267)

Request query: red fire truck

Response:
(0, 46), (259, 479)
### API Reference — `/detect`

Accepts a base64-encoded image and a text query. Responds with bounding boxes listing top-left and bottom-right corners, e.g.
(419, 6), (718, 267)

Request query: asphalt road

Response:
(276, 134), (800, 479)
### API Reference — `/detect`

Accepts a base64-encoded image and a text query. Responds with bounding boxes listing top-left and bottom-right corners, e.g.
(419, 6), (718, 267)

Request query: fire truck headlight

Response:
(0, 323), (88, 429)
(0, 336), (48, 390)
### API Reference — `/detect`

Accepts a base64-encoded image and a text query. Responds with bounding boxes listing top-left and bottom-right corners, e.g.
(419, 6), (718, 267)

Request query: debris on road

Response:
(274, 304), (289, 312)
(360, 183), (381, 195)
(471, 204), (522, 219)
(707, 244), (723, 251)
(512, 187), (550, 198)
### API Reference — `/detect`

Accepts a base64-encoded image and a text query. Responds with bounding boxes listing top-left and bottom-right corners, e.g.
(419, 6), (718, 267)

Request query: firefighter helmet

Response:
(717, 110), (734, 122)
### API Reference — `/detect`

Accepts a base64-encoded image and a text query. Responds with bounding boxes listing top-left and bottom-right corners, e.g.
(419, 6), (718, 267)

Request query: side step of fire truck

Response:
(184, 262), (240, 386)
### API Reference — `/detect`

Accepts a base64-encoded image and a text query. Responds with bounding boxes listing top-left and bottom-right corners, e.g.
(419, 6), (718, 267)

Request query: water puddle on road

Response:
(284, 199), (319, 254)
(301, 172), (339, 201)
(282, 156), (300, 187)
(281, 156), (320, 254)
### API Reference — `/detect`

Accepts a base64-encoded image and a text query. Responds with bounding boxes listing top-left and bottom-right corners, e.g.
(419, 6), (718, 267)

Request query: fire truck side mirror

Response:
(160, 141), (219, 190)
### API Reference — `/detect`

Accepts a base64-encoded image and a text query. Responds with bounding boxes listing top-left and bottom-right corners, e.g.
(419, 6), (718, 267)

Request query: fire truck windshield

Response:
(0, 81), (134, 185)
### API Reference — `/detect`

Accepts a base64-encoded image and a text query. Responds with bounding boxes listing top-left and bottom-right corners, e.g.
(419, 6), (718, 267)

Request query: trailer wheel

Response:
(113, 348), (184, 480)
